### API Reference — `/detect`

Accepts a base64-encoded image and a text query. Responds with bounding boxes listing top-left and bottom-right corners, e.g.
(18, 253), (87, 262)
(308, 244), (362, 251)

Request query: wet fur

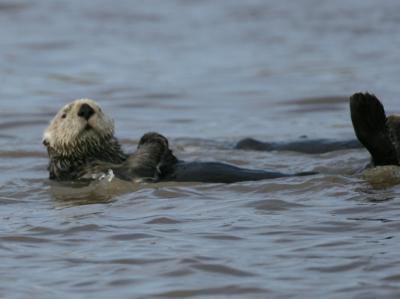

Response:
(350, 92), (400, 166)
(43, 99), (128, 180)
(43, 100), (174, 181)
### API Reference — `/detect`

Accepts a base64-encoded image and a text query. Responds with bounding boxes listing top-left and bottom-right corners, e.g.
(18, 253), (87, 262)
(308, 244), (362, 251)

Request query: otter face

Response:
(43, 99), (114, 156)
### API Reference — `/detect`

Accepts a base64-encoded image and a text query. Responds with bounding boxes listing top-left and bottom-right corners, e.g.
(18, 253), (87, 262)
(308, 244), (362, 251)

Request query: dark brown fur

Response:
(47, 132), (178, 182)
(350, 92), (400, 166)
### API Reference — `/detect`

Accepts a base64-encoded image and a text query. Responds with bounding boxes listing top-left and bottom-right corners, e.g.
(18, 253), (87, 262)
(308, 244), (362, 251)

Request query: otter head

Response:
(43, 99), (115, 157)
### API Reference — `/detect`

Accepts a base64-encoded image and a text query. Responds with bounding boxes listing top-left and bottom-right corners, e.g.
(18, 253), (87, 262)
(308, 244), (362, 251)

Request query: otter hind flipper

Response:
(387, 115), (400, 163)
(350, 92), (398, 166)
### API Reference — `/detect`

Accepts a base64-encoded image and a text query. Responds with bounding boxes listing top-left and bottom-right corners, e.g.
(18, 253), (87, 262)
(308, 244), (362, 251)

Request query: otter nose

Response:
(78, 103), (95, 120)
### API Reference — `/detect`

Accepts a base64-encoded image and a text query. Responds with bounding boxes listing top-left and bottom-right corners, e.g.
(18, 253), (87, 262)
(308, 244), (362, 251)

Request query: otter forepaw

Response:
(138, 132), (169, 149)
(130, 132), (177, 180)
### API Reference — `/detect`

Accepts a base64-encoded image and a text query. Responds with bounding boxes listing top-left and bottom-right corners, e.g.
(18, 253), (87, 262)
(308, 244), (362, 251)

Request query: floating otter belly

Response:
(43, 99), (316, 183)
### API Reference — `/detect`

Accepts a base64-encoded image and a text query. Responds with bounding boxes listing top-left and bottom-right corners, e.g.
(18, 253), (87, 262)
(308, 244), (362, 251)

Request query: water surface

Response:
(1, 0), (400, 298)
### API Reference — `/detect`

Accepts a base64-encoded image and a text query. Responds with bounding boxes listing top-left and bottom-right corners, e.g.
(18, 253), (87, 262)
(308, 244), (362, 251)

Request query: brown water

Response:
(1, 0), (400, 298)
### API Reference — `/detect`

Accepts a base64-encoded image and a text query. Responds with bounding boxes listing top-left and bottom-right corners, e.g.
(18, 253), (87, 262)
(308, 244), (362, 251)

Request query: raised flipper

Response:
(349, 92), (398, 166)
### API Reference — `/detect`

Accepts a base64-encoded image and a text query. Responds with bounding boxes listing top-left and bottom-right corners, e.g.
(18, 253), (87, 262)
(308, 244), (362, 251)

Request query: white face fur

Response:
(43, 99), (115, 155)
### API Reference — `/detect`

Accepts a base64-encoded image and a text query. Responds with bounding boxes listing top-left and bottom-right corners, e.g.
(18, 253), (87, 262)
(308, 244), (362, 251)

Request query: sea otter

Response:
(349, 92), (400, 166)
(43, 99), (316, 183)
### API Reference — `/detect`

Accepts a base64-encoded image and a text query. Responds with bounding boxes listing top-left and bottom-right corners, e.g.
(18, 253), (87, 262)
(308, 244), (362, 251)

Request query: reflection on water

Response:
(362, 166), (400, 190)
(1, 0), (400, 298)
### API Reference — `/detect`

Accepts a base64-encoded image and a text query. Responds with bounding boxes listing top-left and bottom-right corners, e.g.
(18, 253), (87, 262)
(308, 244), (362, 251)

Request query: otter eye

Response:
(61, 113), (67, 119)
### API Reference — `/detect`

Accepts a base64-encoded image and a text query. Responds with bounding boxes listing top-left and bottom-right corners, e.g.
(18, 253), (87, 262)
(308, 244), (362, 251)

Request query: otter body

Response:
(43, 99), (316, 183)
(164, 161), (313, 183)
